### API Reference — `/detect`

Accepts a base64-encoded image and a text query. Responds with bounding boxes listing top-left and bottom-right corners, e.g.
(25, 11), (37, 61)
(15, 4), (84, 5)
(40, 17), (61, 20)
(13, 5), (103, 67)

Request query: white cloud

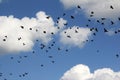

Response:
(57, 18), (67, 30)
(60, 0), (120, 19)
(59, 26), (92, 48)
(0, 11), (59, 53)
(0, 11), (91, 54)
(60, 64), (120, 80)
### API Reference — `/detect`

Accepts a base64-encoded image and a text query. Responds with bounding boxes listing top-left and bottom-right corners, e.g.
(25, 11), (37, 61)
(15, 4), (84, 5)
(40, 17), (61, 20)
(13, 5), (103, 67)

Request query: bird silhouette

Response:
(77, 5), (81, 9)
(46, 16), (50, 19)
(20, 26), (24, 29)
(110, 5), (114, 9)
(104, 28), (108, 32)
(71, 15), (75, 19)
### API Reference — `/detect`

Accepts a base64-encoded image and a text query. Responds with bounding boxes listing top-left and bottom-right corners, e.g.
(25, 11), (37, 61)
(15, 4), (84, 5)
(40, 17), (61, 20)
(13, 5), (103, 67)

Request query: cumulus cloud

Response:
(57, 18), (67, 30)
(0, 11), (60, 53)
(0, 10), (91, 54)
(60, 64), (120, 80)
(60, 0), (120, 19)
(59, 26), (92, 48)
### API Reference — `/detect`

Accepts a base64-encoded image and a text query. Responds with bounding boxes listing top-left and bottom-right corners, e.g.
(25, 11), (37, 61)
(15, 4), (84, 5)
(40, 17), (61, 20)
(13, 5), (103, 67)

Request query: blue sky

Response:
(0, 0), (120, 80)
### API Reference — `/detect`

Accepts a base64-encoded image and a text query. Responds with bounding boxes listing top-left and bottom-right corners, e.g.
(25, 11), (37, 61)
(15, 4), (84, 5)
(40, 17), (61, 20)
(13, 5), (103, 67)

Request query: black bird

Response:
(69, 27), (72, 29)
(86, 24), (89, 27)
(91, 40), (94, 42)
(57, 17), (60, 19)
(51, 44), (54, 46)
(36, 40), (39, 42)
(90, 15), (94, 17)
(90, 28), (94, 31)
(93, 33), (96, 36)
(5, 36), (7, 38)
(46, 16), (50, 19)
(88, 19), (91, 22)
(118, 17), (120, 21)
(17, 60), (21, 63)
(95, 28), (98, 32)
(48, 47), (51, 49)
(77, 27), (79, 29)
(75, 30), (78, 33)
(43, 31), (46, 34)
(91, 11), (94, 14)
(10, 57), (14, 59)
(51, 61), (55, 63)
(65, 49), (68, 52)
(57, 20), (59, 23)
(64, 23), (68, 26)
(23, 43), (26, 46)
(29, 28), (32, 30)
(19, 56), (22, 59)
(71, 15), (75, 19)
(111, 21), (114, 25)
(22, 74), (25, 77)
(58, 47), (61, 50)
(86, 40), (89, 42)
(18, 37), (21, 40)
(116, 54), (119, 58)
(46, 50), (48, 52)
(24, 56), (28, 58)
(101, 22), (104, 25)
(19, 75), (22, 77)
(20, 26), (24, 29)
(118, 29), (120, 32)
(9, 73), (13, 76)
(36, 29), (38, 32)
(63, 13), (66, 16)
(41, 64), (44, 67)
(64, 31), (67, 34)
(53, 41), (55, 44)
(77, 5), (81, 9)
(97, 50), (99, 53)
(51, 32), (54, 35)
(67, 35), (71, 38)
(110, 5), (114, 9)
(3, 39), (6, 41)
(96, 20), (100, 23)
(57, 27), (60, 29)
(115, 31), (117, 34)
(101, 18), (106, 20)
(25, 72), (28, 75)
(104, 28), (108, 32)
(48, 56), (53, 58)
(32, 51), (35, 53)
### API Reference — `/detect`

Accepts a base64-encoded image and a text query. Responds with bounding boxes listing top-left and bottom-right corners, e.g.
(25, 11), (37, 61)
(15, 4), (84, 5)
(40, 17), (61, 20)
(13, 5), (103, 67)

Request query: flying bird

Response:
(91, 11), (94, 14)
(111, 21), (114, 25)
(3, 39), (6, 41)
(77, 5), (81, 9)
(110, 5), (114, 9)
(116, 54), (119, 58)
(43, 31), (46, 34)
(63, 13), (66, 16)
(104, 28), (108, 32)
(29, 28), (32, 30)
(46, 16), (50, 19)
(70, 15), (75, 19)
(20, 26), (24, 29)
(67, 35), (71, 38)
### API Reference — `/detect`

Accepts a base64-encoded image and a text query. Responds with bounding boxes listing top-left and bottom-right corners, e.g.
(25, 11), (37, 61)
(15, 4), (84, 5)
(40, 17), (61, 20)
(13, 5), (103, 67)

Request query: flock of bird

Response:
(0, 4), (120, 80)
